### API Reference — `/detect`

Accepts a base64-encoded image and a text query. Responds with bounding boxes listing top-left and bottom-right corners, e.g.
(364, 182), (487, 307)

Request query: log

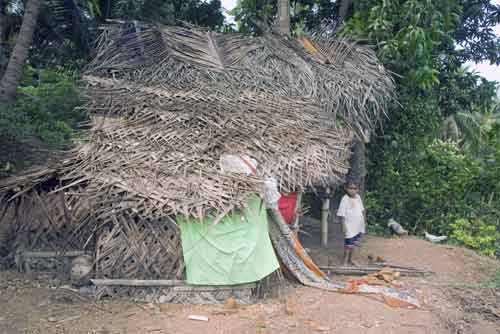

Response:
(173, 283), (256, 292)
(91, 279), (185, 286)
(320, 265), (432, 277)
(24, 251), (88, 258)
(90, 279), (257, 291)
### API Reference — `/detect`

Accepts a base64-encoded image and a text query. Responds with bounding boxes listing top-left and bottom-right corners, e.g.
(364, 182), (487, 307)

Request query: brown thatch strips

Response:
(0, 166), (59, 200)
(160, 27), (227, 70)
(1, 23), (394, 223)
(6, 191), (93, 252)
(85, 24), (395, 138)
(95, 214), (184, 279)
(56, 73), (351, 219)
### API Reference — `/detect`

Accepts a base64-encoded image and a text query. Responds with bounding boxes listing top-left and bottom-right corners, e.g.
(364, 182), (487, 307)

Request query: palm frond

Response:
(1, 22), (396, 222)
(86, 24), (395, 138)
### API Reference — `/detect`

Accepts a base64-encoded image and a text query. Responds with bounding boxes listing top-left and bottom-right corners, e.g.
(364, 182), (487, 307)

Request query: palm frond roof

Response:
(1, 23), (395, 221)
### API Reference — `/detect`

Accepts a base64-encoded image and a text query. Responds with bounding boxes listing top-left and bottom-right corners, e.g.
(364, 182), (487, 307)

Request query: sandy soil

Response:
(0, 236), (499, 334)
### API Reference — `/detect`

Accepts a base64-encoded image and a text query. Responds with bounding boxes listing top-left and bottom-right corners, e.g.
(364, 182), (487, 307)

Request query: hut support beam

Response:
(320, 188), (330, 247)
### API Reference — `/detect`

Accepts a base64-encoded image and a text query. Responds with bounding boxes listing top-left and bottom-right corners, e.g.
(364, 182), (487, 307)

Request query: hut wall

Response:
(0, 190), (93, 276)
(9, 191), (93, 252)
(95, 214), (184, 280)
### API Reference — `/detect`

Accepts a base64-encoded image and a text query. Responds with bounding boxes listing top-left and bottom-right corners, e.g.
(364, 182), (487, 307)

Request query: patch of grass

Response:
(458, 268), (500, 289)
(484, 269), (500, 289)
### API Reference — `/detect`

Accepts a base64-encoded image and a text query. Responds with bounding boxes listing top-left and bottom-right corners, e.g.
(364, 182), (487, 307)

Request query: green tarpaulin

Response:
(177, 196), (280, 285)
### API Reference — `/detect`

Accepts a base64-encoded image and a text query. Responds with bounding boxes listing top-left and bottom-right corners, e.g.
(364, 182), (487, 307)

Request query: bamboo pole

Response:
(319, 265), (432, 277)
(90, 279), (257, 290)
(290, 192), (302, 230)
(320, 188), (330, 246)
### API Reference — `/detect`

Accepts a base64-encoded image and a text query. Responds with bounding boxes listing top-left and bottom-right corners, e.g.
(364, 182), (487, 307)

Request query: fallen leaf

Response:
(304, 319), (331, 332)
(211, 309), (238, 316)
(314, 325), (331, 332)
(159, 303), (183, 313)
(225, 297), (238, 309)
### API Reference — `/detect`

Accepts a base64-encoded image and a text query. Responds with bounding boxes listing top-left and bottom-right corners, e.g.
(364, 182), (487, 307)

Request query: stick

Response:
(24, 251), (89, 258)
(320, 265), (432, 277)
(90, 279), (257, 290)
(91, 279), (185, 287)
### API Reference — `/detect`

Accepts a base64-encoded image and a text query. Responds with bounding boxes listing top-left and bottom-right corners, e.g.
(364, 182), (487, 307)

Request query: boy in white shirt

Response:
(336, 181), (366, 266)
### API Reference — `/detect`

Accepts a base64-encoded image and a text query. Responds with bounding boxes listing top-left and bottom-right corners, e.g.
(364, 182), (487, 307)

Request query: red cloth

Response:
(278, 192), (298, 225)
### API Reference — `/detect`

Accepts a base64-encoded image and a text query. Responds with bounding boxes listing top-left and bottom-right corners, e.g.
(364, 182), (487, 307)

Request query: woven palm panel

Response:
(10, 190), (93, 252)
(95, 214), (184, 280)
(0, 197), (16, 256)
(94, 270), (288, 303)
(95, 285), (256, 304)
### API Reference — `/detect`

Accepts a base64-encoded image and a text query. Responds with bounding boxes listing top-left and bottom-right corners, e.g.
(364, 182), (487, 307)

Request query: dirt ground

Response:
(1, 235), (499, 334)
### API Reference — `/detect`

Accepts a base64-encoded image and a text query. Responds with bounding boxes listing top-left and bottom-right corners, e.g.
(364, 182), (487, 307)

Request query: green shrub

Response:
(0, 67), (85, 175)
(367, 139), (479, 233)
(366, 125), (500, 257)
(450, 218), (500, 257)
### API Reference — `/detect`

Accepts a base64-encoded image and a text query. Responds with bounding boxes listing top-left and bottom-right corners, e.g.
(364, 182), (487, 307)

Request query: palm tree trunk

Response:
(0, 0), (41, 104)
(0, 0), (6, 73)
(278, 0), (290, 36)
(336, 0), (352, 29)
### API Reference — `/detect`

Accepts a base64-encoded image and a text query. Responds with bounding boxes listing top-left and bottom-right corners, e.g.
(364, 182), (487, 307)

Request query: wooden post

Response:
(277, 0), (291, 36)
(290, 192), (302, 231)
(320, 188), (330, 247)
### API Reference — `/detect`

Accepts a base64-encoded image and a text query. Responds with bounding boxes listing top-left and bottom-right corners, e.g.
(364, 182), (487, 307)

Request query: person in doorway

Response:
(336, 180), (366, 266)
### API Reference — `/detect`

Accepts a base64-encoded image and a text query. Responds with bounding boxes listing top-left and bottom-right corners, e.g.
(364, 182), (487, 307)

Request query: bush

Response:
(450, 217), (500, 257)
(366, 133), (500, 257)
(0, 67), (85, 175)
(367, 139), (479, 233)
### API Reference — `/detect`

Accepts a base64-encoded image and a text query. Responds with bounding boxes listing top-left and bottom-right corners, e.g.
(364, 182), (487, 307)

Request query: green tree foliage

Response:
(231, 0), (275, 33)
(1, 67), (84, 143)
(0, 67), (85, 175)
(454, 0), (500, 64)
(341, 0), (500, 255)
(231, 0), (342, 34)
(101, 0), (224, 27)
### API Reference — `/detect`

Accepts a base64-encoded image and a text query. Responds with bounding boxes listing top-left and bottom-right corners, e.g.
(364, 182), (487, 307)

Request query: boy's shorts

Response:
(344, 233), (363, 249)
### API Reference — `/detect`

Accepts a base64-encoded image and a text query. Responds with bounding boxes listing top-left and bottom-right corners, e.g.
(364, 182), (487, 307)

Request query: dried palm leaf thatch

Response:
(95, 214), (184, 279)
(1, 23), (393, 223)
(0, 166), (59, 199)
(86, 23), (395, 137)
(3, 190), (94, 252)
(51, 74), (352, 220)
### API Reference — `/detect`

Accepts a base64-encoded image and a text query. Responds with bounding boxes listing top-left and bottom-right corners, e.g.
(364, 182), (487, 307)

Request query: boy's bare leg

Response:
(343, 248), (350, 266)
(348, 248), (357, 266)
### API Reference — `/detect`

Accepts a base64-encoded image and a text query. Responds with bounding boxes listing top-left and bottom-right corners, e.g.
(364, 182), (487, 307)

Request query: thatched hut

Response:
(0, 22), (394, 303)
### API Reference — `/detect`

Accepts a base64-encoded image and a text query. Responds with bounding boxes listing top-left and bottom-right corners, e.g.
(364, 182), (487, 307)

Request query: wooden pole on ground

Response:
(320, 188), (330, 246)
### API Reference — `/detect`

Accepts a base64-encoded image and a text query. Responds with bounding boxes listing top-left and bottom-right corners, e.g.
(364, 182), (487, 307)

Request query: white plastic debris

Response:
(188, 315), (209, 322)
(219, 154), (257, 175)
(263, 177), (281, 209)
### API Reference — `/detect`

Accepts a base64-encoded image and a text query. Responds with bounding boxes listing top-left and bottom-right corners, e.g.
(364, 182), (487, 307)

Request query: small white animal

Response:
(424, 231), (447, 243)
